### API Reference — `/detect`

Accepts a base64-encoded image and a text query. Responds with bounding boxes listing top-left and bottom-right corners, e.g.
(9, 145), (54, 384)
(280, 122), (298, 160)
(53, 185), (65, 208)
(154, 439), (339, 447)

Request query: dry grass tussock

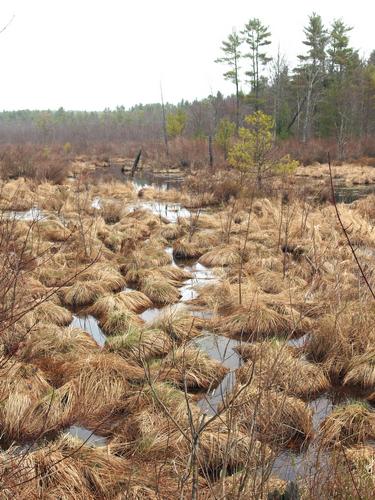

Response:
(100, 308), (143, 336)
(149, 306), (203, 342)
(223, 384), (313, 449)
(214, 293), (311, 341)
(199, 244), (241, 267)
(18, 324), (99, 385)
(203, 473), (287, 500)
(173, 238), (204, 259)
(139, 272), (181, 305)
(105, 327), (172, 362)
(305, 303), (375, 382)
(89, 290), (152, 320)
(319, 401), (375, 448)
(344, 349), (375, 391)
(236, 340), (329, 400)
(59, 280), (107, 307)
(0, 178), (36, 210)
(35, 219), (71, 242)
(121, 244), (172, 282)
(34, 300), (73, 326)
(112, 382), (272, 475)
(154, 345), (229, 391)
(2, 433), (139, 498)
(56, 354), (144, 428)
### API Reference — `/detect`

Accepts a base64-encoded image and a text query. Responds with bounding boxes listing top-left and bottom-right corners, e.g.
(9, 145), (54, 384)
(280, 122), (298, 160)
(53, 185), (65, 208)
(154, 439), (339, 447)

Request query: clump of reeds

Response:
(173, 238), (203, 259)
(59, 281), (106, 307)
(0, 361), (51, 401)
(121, 243), (172, 282)
(236, 340), (330, 400)
(223, 384), (313, 449)
(319, 401), (375, 448)
(199, 244), (241, 267)
(150, 306), (203, 342)
(215, 300), (292, 341)
(19, 325), (99, 385)
(196, 415), (273, 475)
(37, 219), (70, 242)
(60, 354), (144, 428)
(139, 270), (181, 305)
(154, 345), (229, 391)
(78, 263), (126, 292)
(205, 472), (286, 500)
(343, 349), (375, 391)
(305, 305), (375, 383)
(89, 290), (152, 320)
(38, 265), (72, 287)
(158, 264), (192, 283)
(160, 223), (186, 241)
(105, 327), (172, 362)
(34, 300), (73, 326)
(6, 432), (131, 498)
(100, 309), (142, 336)
(100, 200), (124, 224)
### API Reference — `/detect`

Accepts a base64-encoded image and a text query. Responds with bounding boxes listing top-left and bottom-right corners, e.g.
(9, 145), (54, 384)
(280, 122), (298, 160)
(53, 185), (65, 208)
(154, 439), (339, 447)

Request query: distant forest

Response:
(0, 13), (374, 162)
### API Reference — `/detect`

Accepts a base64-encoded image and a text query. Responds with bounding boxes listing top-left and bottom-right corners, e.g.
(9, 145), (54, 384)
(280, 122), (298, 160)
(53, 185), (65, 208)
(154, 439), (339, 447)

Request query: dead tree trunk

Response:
(131, 149), (142, 178)
(208, 135), (214, 169)
(160, 83), (169, 157)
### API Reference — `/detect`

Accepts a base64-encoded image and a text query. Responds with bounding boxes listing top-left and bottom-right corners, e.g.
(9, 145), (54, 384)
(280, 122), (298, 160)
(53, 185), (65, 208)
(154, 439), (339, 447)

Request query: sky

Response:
(0, 0), (373, 111)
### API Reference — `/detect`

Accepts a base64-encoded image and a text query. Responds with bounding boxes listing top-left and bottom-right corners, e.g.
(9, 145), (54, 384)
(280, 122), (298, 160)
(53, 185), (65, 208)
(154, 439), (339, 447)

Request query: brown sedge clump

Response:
(154, 345), (229, 391)
(236, 340), (330, 400)
(319, 401), (375, 448)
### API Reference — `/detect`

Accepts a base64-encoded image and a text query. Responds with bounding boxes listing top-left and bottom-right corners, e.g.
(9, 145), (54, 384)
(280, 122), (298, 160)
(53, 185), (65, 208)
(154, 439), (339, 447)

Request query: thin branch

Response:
(328, 153), (375, 301)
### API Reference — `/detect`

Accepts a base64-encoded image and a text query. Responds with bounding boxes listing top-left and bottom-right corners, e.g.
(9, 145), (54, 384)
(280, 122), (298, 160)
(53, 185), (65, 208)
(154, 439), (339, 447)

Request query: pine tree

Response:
(215, 31), (242, 133)
(295, 13), (328, 142)
(328, 20), (356, 74)
(241, 18), (272, 111)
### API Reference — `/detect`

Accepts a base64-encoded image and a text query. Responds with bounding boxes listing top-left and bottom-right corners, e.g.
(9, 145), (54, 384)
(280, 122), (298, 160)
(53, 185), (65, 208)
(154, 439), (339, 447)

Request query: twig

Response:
(328, 153), (375, 301)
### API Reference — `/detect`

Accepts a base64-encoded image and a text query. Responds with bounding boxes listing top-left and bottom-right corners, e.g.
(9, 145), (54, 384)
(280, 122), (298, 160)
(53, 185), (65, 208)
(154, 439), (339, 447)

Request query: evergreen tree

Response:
(241, 18), (272, 111)
(328, 20), (356, 74)
(295, 13), (328, 142)
(215, 31), (242, 133)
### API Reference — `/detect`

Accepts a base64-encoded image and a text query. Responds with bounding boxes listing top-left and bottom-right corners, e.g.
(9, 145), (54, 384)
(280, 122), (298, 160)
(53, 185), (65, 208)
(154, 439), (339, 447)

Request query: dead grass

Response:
(140, 273), (181, 305)
(37, 219), (71, 242)
(223, 384), (313, 449)
(205, 472), (287, 500)
(154, 345), (229, 391)
(199, 245), (241, 267)
(343, 349), (375, 391)
(100, 309), (143, 336)
(59, 281), (107, 307)
(34, 301), (73, 326)
(173, 239), (203, 259)
(150, 306), (203, 342)
(319, 401), (375, 448)
(236, 340), (330, 399)
(89, 290), (152, 319)
(18, 325), (99, 385)
(105, 327), (172, 361)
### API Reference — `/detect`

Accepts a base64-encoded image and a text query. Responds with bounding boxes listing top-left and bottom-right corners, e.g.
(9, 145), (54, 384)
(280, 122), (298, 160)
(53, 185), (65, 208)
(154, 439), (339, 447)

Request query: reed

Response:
(319, 401), (375, 448)
(236, 340), (330, 399)
(223, 384), (313, 449)
(154, 345), (229, 391)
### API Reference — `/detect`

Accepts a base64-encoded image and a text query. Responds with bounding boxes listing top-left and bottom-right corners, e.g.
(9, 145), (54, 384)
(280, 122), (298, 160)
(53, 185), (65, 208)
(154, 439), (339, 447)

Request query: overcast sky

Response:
(0, 0), (373, 111)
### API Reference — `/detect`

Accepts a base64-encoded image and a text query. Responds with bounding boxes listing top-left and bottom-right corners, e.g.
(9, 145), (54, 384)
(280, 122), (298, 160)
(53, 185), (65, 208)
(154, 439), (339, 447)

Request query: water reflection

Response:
(70, 314), (106, 347)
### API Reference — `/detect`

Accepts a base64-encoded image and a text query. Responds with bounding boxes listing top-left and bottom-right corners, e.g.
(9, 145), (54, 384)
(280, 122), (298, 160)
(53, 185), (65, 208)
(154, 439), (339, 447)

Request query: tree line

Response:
(0, 12), (373, 162)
